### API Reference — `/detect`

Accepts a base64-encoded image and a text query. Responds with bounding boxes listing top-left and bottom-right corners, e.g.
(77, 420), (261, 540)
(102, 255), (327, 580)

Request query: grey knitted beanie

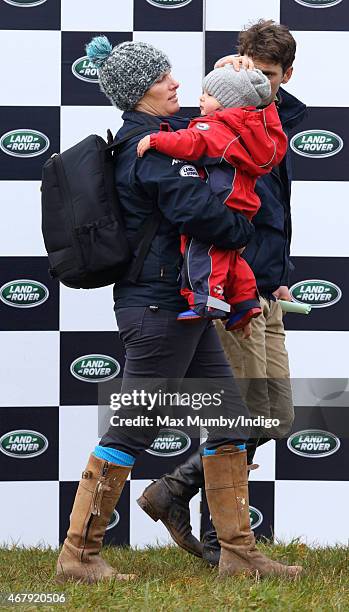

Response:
(202, 66), (271, 108)
(85, 36), (171, 111)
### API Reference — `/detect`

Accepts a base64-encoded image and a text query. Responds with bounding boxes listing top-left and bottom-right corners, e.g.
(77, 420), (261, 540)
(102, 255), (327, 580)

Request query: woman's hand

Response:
(137, 135), (151, 158)
(214, 54), (255, 71)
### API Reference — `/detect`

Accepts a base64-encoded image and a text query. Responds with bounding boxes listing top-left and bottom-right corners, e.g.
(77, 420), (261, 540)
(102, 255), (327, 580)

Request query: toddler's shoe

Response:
(177, 309), (202, 321)
(225, 307), (261, 331)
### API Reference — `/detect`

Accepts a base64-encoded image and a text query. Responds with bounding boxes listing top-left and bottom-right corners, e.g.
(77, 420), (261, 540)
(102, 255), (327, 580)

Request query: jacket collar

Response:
(277, 87), (307, 129)
(118, 110), (190, 137)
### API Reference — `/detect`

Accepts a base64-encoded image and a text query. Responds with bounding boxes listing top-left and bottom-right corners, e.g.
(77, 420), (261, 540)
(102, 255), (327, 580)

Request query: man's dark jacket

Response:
(246, 88), (306, 297)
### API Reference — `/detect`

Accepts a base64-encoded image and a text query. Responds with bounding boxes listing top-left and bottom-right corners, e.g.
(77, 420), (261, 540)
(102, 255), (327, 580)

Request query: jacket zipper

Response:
(184, 239), (194, 291)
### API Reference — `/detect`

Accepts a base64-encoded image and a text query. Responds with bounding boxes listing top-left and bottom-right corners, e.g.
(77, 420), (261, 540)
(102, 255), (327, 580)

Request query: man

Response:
(137, 19), (307, 564)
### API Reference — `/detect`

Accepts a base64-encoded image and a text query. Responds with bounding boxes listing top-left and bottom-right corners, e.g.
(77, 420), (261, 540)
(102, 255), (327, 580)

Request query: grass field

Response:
(0, 541), (348, 611)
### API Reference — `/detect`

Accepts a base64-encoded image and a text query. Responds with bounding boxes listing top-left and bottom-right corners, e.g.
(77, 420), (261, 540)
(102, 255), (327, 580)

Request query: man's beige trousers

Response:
(215, 297), (294, 438)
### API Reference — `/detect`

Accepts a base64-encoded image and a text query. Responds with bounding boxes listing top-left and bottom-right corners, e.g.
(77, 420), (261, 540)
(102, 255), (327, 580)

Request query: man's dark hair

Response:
(237, 19), (296, 73)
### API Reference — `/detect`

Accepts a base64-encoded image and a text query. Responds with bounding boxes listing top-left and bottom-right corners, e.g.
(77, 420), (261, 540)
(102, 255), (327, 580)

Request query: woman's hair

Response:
(237, 19), (296, 73)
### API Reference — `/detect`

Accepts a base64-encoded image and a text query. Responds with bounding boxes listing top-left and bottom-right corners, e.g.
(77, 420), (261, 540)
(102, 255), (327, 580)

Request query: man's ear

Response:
(282, 66), (293, 84)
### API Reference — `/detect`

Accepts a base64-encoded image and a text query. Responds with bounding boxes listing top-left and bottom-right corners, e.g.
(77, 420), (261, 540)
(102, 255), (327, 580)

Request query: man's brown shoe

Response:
(137, 478), (203, 558)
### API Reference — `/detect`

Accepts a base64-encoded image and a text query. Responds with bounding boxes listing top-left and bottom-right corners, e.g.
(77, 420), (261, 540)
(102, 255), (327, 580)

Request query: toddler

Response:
(137, 66), (287, 331)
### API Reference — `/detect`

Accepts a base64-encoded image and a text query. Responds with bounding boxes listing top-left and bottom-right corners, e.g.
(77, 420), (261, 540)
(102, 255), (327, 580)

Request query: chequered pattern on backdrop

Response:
(0, 0), (349, 549)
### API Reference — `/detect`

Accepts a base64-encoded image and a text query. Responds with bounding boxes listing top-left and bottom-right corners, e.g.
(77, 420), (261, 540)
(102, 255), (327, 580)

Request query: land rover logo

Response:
(0, 129), (50, 158)
(146, 428), (191, 456)
(72, 57), (99, 83)
(70, 354), (120, 383)
(249, 506), (263, 530)
(290, 279), (341, 308)
(0, 430), (48, 458)
(3, 0), (47, 6)
(294, 0), (342, 7)
(196, 123), (210, 131)
(106, 509), (120, 530)
(290, 130), (343, 159)
(0, 280), (49, 309)
(287, 430), (340, 458)
(179, 165), (200, 178)
(146, 0), (192, 8)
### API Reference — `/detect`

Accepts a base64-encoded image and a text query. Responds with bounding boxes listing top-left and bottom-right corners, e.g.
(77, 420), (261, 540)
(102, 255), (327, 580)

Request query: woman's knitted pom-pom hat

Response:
(86, 35), (171, 111)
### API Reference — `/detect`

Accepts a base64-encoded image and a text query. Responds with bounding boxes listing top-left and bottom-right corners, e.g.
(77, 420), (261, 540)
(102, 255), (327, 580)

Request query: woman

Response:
(56, 36), (301, 583)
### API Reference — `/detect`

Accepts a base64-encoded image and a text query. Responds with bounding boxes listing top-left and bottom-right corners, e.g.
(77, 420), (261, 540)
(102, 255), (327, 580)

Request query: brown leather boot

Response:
(56, 454), (135, 584)
(137, 478), (203, 558)
(202, 446), (303, 579)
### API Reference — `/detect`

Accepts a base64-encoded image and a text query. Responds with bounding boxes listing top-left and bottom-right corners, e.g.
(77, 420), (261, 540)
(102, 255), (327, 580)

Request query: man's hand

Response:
(229, 321), (252, 339)
(214, 54), (255, 71)
(137, 135), (151, 158)
(242, 321), (252, 339)
(273, 286), (292, 301)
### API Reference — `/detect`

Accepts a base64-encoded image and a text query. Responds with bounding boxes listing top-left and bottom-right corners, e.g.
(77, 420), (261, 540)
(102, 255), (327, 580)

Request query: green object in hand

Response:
(278, 300), (312, 315)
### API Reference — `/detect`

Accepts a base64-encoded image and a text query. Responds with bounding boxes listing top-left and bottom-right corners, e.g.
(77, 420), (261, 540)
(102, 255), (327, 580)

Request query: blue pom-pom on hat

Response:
(85, 36), (171, 111)
(86, 35), (113, 69)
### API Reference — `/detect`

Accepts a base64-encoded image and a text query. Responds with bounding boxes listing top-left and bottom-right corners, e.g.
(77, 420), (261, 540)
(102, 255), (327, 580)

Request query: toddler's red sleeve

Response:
(149, 127), (209, 161)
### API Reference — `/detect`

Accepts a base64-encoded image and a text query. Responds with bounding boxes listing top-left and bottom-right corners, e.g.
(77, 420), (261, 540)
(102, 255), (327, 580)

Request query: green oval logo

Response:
(249, 506), (263, 530)
(0, 279), (49, 309)
(0, 430), (48, 458)
(107, 509), (120, 531)
(290, 279), (341, 309)
(3, 0), (47, 6)
(146, 0), (192, 8)
(288, 429), (340, 458)
(290, 130), (343, 159)
(294, 0), (342, 7)
(146, 428), (191, 456)
(70, 354), (120, 383)
(0, 129), (50, 158)
(72, 56), (99, 83)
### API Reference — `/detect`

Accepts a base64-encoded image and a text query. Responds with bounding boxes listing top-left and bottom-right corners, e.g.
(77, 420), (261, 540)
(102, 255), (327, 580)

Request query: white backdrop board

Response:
(0, 0), (348, 548)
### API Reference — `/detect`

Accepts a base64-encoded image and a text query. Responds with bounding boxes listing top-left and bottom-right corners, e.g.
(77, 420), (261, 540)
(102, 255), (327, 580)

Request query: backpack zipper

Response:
(53, 154), (85, 272)
(54, 154), (77, 227)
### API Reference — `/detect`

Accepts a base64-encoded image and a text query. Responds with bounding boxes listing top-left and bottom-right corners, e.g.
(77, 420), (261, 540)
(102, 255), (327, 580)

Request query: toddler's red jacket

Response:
(149, 102), (288, 220)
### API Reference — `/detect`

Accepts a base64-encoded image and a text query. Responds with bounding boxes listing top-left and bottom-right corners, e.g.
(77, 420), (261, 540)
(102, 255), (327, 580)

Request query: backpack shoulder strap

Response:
(107, 127), (151, 150)
(106, 124), (159, 151)
(126, 207), (162, 284)
(106, 112), (163, 150)
(106, 122), (164, 284)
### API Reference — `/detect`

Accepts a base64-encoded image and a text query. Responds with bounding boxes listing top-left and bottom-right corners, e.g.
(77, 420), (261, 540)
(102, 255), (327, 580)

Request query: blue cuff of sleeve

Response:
(93, 445), (135, 467)
(203, 443), (246, 456)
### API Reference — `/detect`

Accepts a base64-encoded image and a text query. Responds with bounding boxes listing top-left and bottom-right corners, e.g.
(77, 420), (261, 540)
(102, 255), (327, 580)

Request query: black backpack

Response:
(41, 127), (161, 289)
